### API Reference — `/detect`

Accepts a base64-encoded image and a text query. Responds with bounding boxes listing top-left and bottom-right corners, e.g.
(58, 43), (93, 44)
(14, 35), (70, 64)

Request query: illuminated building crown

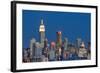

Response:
(39, 19), (45, 32)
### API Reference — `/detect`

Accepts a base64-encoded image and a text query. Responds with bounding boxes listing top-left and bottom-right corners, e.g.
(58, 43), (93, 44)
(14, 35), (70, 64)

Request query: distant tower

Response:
(43, 38), (49, 58)
(44, 38), (48, 48)
(51, 42), (56, 49)
(39, 19), (45, 47)
(34, 42), (42, 62)
(76, 38), (82, 49)
(30, 38), (36, 61)
(78, 42), (87, 58)
(56, 31), (62, 47)
(63, 38), (68, 50)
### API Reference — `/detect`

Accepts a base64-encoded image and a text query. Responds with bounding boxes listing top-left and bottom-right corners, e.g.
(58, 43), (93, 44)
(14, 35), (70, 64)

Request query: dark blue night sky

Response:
(22, 10), (91, 48)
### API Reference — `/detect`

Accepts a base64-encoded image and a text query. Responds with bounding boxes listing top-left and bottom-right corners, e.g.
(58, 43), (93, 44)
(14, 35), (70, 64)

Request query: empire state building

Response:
(39, 19), (45, 46)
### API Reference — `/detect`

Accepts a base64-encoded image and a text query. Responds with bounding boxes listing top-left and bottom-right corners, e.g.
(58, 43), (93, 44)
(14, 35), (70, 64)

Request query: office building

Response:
(76, 38), (82, 49)
(78, 42), (87, 59)
(30, 38), (36, 61)
(63, 38), (68, 51)
(56, 31), (62, 48)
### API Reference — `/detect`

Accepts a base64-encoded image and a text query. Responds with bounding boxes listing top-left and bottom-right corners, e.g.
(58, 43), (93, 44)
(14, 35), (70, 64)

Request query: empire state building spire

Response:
(41, 19), (43, 25)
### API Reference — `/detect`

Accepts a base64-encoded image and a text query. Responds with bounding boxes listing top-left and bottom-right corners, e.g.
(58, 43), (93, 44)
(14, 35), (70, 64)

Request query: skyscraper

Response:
(30, 38), (36, 61)
(63, 38), (68, 51)
(44, 38), (48, 48)
(49, 42), (56, 61)
(56, 31), (62, 48)
(43, 38), (49, 58)
(34, 42), (42, 62)
(76, 38), (82, 49)
(39, 19), (45, 47)
(78, 42), (87, 59)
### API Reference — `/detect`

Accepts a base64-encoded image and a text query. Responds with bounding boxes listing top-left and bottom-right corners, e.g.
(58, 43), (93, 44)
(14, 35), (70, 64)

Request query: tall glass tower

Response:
(63, 38), (68, 50)
(76, 38), (82, 49)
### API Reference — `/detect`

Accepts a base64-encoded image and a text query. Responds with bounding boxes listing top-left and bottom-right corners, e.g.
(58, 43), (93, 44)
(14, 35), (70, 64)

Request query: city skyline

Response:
(22, 10), (91, 48)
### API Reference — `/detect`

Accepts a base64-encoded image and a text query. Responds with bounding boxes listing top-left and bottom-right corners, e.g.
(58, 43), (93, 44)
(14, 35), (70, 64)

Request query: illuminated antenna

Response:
(41, 19), (43, 25)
